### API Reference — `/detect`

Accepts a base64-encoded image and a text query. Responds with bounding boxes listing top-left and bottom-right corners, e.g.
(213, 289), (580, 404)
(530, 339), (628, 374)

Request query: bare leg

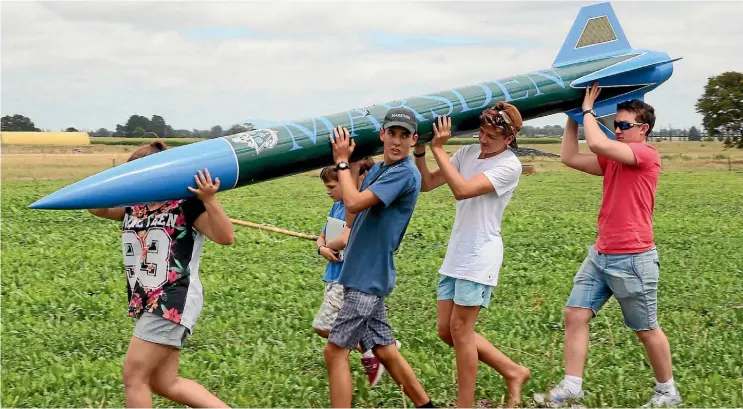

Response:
(323, 342), (353, 408)
(635, 328), (673, 382)
(439, 301), (530, 407)
(449, 304), (480, 408)
(373, 343), (430, 407)
(149, 346), (229, 408)
(123, 337), (171, 408)
(563, 307), (593, 378)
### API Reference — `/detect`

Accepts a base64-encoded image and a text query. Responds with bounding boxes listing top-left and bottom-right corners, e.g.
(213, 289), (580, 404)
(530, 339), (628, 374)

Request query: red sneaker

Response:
(361, 340), (401, 387)
(361, 355), (386, 387)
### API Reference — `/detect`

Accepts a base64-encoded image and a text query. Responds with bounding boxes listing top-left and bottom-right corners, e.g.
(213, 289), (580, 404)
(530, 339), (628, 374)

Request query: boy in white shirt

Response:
(414, 102), (531, 408)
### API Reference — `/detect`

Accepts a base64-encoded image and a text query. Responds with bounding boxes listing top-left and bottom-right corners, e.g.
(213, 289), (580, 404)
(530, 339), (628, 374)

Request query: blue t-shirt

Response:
(322, 200), (346, 282)
(338, 157), (421, 297)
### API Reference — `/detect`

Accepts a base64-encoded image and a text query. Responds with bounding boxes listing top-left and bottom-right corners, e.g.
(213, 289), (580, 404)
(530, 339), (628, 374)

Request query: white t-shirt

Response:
(438, 144), (522, 287)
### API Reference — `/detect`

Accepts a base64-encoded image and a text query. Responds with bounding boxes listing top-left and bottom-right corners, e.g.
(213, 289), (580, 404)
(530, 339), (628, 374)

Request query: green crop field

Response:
(3, 146), (743, 408)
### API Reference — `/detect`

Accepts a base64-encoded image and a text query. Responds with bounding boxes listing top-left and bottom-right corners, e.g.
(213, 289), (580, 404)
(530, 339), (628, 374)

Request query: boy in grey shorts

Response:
(324, 108), (435, 408)
(312, 162), (394, 387)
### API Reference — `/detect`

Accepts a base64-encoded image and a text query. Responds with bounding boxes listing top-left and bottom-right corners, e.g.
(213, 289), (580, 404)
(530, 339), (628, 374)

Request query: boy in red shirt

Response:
(534, 83), (681, 407)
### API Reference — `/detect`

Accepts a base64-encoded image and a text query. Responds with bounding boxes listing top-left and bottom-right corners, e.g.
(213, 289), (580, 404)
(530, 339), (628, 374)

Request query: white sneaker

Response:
(533, 380), (584, 407)
(643, 388), (682, 407)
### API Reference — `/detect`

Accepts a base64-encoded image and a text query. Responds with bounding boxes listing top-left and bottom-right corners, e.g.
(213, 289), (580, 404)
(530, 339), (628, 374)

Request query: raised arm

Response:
(329, 126), (382, 214)
(429, 116), (496, 200)
(581, 82), (637, 165)
(413, 145), (447, 192)
(560, 116), (604, 176)
(189, 169), (235, 245)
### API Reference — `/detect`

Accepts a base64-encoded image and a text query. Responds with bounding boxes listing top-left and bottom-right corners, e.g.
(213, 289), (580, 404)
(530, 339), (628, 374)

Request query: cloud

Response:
(2, 1), (742, 131)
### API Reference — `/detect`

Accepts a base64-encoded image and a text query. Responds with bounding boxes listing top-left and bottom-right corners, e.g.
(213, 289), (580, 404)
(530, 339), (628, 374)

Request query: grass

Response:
(2, 146), (743, 407)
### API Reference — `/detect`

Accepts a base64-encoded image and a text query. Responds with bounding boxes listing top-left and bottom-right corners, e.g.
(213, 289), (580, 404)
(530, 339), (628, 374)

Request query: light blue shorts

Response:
(566, 245), (660, 331)
(437, 275), (493, 308)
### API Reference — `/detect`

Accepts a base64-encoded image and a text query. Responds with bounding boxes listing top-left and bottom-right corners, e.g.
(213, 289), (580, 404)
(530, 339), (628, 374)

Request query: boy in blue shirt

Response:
(323, 108), (435, 408)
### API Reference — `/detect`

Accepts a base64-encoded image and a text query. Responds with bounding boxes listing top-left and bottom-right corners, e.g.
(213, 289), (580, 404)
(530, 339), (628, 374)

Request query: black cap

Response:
(383, 107), (418, 134)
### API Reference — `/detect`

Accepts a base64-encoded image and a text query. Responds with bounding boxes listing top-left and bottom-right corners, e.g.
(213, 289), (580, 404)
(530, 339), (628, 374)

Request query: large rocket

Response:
(29, 2), (680, 210)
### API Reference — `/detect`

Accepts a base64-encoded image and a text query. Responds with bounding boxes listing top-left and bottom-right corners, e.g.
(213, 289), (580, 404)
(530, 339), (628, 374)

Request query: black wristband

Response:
(413, 151), (425, 158)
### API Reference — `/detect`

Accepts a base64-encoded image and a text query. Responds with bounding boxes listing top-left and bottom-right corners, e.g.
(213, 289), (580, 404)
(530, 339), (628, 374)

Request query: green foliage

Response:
(1, 114), (40, 132)
(2, 172), (742, 407)
(131, 126), (146, 138)
(695, 71), (743, 149)
(210, 125), (224, 139)
(224, 123), (254, 136)
(93, 128), (111, 137)
(688, 126), (701, 141)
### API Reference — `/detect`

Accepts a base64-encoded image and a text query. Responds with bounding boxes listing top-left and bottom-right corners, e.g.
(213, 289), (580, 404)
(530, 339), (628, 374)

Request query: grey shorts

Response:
(133, 311), (190, 349)
(328, 287), (394, 353)
(312, 281), (345, 332)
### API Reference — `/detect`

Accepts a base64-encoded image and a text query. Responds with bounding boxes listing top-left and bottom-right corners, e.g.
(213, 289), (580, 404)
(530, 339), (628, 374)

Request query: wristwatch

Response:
(582, 109), (596, 117)
(335, 161), (349, 171)
(317, 245), (325, 255)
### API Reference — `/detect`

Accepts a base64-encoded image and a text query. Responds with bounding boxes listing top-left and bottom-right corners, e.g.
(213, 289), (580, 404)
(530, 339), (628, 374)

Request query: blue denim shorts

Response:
(566, 245), (660, 331)
(437, 275), (493, 308)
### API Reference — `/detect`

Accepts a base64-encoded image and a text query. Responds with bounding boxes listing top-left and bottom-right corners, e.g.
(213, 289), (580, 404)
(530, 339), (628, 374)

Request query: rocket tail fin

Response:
(552, 2), (632, 68)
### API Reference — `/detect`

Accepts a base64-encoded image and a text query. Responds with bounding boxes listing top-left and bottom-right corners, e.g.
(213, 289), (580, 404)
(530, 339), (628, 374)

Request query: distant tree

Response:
(148, 115), (168, 137)
(688, 126), (701, 141)
(114, 124), (127, 137)
(173, 129), (194, 138)
(209, 125), (223, 139)
(695, 71), (743, 149)
(132, 126), (147, 138)
(92, 128), (111, 137)
(224, 124), (248, 136)
(1, 114), (40, 131)
(124, 115), (151, 137)
(520, 125), (536, 137)
(65, 127), (78, 132)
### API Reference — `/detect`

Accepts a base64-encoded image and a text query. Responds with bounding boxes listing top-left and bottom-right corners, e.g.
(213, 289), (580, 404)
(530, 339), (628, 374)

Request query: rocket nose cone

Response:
(28, 138), (240, 210)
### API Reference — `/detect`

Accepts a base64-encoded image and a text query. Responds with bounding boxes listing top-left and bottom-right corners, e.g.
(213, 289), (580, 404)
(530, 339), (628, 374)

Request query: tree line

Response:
(2, 72), (741, 148)
(0, 114), (256, 140)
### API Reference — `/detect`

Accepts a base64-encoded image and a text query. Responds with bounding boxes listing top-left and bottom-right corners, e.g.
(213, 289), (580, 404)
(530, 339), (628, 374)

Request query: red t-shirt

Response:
(596, 143), (661, 254)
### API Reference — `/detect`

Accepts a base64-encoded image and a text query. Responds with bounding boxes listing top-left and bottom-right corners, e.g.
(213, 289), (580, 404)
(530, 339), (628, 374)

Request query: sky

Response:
(2, 0), (742, 133)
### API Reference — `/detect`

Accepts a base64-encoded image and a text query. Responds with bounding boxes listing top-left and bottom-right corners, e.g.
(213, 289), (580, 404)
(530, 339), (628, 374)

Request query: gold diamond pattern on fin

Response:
(577, 16), (617, 48)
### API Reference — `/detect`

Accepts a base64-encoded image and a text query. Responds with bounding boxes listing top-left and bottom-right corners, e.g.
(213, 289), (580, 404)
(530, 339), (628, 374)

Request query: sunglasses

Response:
(614, 120), (645, 131)
(482, 111), (516, 139)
